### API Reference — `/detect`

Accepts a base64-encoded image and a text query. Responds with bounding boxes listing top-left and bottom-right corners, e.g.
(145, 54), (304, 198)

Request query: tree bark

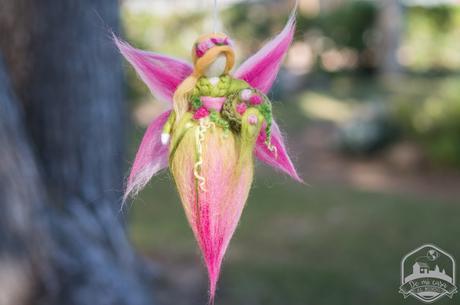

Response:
(0, 1), (155, 305)
(0, 55), (51, 305)
(376, 0), (403, 77)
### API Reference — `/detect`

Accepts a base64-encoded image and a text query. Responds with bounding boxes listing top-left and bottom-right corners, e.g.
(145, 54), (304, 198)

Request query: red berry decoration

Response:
(236, 103), (247, 115)
(249, 94), (263, 105)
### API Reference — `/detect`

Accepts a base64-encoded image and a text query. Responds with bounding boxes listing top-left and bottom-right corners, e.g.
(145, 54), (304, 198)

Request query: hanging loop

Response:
(213, 0), (218, 33)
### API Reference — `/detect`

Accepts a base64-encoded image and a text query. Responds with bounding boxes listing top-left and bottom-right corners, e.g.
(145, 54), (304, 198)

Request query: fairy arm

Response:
(234, 84), (274, 148)
(232, 10), (302, 182)
(239, 107), (266, 160)
(161, 111), (176, 145)
(236, 84), (301, 181)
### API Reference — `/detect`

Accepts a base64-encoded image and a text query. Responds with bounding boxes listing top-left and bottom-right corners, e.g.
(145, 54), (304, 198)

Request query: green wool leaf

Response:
(256, 95), (273, 146)
(191, 96), (202, 110)
(210, 111), (229, 131)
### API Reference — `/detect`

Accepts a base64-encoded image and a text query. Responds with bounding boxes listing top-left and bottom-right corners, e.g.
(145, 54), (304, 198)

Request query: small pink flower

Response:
(236, 103), (247, 115)
(204, 40), (214, 49)
(250, 95), (263, 105)
(211, 37), (228, 45)
(194, 106), (210, 119)
(240, 89), (252, 101)
(196, 37), (231, 58)
(196, 48), (205, 57)
(248, 114), (258, 125)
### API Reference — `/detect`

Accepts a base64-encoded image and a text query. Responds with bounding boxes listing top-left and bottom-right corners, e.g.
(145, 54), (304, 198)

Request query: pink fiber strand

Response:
(123, 110), (171, 202)
(173, 131), (253, 303)
(255, 119), (303, 183)
(114, 36), (193, 104)
(234, 9), (296, 93)
(198, 142), (252, 303)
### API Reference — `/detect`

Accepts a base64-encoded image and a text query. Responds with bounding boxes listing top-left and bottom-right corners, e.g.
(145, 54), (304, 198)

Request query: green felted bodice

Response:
(187, 75), (273, 145)
(192, 75), (248, 97)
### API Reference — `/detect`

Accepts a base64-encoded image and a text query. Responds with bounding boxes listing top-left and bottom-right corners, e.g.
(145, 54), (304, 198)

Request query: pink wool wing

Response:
(234, 9), (296, 94)
(234, 10), (301, 182)
(124, 110), (171, 202)
(256, 120), (303, 183)
(114, 36), (193, 104)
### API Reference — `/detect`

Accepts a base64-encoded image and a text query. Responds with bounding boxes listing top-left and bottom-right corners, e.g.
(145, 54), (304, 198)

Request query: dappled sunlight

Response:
(299, 0), (320, 17)
(300, 92), (353, 123)
(320, 48), (359, 72)
(286, 42), (314, 75)
(347, 163), (395, 192)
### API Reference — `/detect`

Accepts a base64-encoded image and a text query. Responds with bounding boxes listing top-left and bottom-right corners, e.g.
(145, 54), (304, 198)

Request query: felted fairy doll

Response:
(115, 10), (301, 302)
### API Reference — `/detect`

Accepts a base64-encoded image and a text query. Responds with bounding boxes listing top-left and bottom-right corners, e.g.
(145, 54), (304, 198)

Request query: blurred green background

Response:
(121, 0), (460, 304)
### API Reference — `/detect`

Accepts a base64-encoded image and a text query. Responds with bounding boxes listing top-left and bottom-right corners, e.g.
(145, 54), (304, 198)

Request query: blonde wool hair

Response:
(173, 33), (235, 125)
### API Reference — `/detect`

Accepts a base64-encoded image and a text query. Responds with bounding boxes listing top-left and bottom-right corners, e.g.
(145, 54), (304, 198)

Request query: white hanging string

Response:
(213, 0), (218, 33)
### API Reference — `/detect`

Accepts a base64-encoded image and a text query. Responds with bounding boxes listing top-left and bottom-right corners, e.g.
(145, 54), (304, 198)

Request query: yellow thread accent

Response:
(194, 123), (206, 192)
(194, 119), (215, 192)
(268, 143), (278, 159)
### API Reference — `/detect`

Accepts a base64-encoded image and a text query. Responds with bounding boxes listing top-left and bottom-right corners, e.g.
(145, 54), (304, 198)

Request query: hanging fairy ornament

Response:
(115, 3), (301, 302)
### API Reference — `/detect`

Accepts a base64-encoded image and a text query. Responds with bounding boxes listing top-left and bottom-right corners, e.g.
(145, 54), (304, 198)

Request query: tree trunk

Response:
(0, 55), (51, 305)
(376, 0), (403, 77)
(0, 1), (155, 305)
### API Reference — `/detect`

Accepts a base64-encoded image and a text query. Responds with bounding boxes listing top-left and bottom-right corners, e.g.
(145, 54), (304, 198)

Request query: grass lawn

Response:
(128, 169), (459, 305)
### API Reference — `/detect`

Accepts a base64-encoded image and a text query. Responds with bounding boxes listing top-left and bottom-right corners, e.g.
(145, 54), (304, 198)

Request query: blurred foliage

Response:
(391, 76), (460, 167)
(121, 1), (460, 78)
(299, 85), (397, 155)
(225, 1), (378, 72)
(223, 3), (277, 49)
(298, 74), (460, 167)
(337, 103), (396, 155)
(402, 5), (460, 71)
(307, 1), (377, 51)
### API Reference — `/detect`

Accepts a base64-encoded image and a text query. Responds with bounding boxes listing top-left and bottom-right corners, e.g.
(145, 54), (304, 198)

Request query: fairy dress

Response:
(166, 75), (271, 294)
